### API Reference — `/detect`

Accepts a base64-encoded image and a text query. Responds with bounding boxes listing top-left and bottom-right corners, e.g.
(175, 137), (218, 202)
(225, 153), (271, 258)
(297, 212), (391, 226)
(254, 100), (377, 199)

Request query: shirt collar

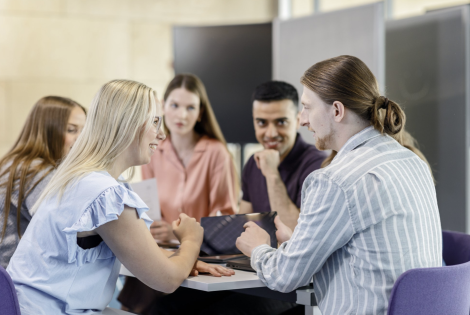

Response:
(334, 126), (381, 160)
(96, 170), (126, 185)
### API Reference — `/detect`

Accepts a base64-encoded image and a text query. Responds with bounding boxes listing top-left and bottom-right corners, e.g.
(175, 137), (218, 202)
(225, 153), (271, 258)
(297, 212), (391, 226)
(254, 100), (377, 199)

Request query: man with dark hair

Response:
(239, 81), (326, 229)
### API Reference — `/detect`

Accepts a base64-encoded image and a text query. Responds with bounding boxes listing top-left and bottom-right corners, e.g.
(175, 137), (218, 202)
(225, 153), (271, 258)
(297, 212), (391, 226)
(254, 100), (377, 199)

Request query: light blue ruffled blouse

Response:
(7, 171), (152, 315)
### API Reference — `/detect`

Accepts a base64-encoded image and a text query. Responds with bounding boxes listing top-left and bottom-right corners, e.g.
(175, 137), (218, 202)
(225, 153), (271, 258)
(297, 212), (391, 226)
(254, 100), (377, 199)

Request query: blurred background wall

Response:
(1, 0), (468, 229)
(0, 0), (278, 158)
(0, 0), (464, 157)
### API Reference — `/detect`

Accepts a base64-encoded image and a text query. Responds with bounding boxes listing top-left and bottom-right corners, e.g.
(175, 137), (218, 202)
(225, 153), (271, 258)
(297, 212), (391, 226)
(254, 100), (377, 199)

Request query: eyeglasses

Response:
(154, 116), (163, 131)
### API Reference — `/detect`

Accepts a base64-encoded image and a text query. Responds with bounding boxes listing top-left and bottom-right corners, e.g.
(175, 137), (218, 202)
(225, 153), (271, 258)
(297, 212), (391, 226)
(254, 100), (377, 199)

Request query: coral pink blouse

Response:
(142, 135), (236, 223)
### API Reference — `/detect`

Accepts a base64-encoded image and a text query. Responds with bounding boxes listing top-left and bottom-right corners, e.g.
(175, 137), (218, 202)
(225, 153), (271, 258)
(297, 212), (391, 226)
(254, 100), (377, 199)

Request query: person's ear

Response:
(295, 112), (301, 130)
(332, 101), (346, 123)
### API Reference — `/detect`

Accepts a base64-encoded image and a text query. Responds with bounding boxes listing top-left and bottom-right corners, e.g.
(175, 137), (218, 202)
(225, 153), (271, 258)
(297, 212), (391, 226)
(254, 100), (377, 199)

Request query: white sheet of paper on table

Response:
(129, 178), (161, 221)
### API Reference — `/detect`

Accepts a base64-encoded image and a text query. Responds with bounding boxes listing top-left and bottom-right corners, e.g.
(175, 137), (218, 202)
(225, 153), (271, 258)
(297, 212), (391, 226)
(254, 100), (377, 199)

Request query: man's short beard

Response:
(316, 131), (334, 151)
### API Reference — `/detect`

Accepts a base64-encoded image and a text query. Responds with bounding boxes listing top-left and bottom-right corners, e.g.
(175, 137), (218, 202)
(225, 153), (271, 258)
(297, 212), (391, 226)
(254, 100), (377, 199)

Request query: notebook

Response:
(129, 178), (161, 221)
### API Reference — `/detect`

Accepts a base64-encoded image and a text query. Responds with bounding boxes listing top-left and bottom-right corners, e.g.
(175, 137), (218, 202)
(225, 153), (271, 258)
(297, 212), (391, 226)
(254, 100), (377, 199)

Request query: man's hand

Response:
(150, 220), (174, 241)
(254, 150), (281, 177)
(275, 216), (293, 244)
(236, 222), (271, 257)
(189, 260), (236, 277)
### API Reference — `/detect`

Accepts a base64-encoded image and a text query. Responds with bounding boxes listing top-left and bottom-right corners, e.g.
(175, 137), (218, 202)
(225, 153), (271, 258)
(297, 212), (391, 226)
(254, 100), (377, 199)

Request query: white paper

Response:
(130, 178), (161, 221)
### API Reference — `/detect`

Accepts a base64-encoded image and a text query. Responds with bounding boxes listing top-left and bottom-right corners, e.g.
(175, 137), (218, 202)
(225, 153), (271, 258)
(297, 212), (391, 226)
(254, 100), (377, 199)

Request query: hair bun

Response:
(374, 96), (388, 110)
(381, 97), (389, 110)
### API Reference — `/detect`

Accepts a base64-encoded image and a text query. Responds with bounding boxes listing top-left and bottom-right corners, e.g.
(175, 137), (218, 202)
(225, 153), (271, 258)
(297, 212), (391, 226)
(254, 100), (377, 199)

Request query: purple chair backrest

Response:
(442, 230), (470, 265)
(0, 265), (21, 315)
(387, 230), (470, 315)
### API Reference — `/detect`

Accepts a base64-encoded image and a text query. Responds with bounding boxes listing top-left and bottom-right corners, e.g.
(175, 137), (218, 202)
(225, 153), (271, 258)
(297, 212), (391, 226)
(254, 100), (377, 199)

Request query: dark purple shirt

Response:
(241, 134), (327, 213)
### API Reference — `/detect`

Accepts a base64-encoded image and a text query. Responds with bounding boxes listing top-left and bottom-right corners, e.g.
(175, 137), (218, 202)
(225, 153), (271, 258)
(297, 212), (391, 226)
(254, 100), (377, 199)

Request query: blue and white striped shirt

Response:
(251, 126), (442, 315)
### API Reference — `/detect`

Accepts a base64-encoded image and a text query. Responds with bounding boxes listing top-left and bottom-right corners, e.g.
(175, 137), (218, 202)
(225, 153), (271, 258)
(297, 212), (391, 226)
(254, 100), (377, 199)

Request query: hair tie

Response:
(380, 97), (389, 110)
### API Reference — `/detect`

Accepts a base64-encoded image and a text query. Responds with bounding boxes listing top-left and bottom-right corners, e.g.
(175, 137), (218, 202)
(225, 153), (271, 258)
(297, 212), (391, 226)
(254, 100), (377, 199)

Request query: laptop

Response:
(199, 212), (277, 271)
(225, 257), (256, 272)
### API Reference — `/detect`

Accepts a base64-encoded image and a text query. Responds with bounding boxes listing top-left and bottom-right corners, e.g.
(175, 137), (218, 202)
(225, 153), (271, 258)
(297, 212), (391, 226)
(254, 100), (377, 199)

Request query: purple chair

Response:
(387, 230), (470, 315)
(442, 230), (470, 266)
(0, 265), (21, 315)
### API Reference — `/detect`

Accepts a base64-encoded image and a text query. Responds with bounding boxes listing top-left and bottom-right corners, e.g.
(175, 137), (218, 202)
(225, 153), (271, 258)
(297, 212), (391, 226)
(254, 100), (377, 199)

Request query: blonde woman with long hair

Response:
(0, 96), (86, 268)
(7, 80), (233, 315)
(119, 74), (239, 314)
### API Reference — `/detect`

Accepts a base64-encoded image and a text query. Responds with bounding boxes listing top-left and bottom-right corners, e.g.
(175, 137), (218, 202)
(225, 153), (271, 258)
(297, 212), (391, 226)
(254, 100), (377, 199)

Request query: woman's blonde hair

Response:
(33, 80), (157, 212)
(0, 96), (85, 240)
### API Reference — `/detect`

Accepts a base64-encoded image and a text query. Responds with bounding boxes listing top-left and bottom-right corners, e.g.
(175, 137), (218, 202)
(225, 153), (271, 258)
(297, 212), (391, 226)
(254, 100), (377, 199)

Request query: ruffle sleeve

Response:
(62, 184), (152, 265)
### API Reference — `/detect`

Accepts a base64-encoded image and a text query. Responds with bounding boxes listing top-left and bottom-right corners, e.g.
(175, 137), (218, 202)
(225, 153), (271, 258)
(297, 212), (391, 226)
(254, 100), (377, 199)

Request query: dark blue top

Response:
(241, 133), (327, 213)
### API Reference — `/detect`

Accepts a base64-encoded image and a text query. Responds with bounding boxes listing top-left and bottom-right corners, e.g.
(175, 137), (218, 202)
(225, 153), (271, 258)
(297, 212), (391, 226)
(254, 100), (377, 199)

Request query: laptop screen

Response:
(200, 212), (277, 256)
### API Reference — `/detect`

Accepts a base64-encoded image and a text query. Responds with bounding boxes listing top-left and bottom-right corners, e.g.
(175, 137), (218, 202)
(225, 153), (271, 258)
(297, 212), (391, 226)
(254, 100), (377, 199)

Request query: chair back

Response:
(0, 265), (21, 315)
(442, 230), (470, 265)
(387, 230), (470, 315)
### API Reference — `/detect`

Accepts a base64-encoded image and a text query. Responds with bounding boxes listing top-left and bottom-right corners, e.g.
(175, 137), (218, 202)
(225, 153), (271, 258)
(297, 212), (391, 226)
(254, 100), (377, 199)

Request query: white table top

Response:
(119, 264), (266, 292)
(119, 265), (316, 308)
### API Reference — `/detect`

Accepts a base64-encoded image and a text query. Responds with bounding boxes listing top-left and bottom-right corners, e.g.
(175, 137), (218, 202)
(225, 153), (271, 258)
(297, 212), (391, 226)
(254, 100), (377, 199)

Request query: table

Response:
(120, 265), (320, 315)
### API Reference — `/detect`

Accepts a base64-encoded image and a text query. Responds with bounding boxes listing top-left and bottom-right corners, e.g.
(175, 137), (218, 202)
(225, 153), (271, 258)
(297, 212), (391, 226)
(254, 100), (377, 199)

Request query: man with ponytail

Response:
(236, 55), (442, 315)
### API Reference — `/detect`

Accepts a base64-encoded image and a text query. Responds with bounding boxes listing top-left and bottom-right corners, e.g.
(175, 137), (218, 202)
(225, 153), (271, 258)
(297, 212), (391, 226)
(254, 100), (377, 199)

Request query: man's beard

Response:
(315, 130), (334, 151)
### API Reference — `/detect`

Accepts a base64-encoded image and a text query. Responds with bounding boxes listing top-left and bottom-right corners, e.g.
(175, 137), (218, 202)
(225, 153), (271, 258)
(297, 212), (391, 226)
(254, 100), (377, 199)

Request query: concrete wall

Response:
(0, 0), (463, 158)
(293, 0), (468, 19)
(0, 0), (276, 157)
